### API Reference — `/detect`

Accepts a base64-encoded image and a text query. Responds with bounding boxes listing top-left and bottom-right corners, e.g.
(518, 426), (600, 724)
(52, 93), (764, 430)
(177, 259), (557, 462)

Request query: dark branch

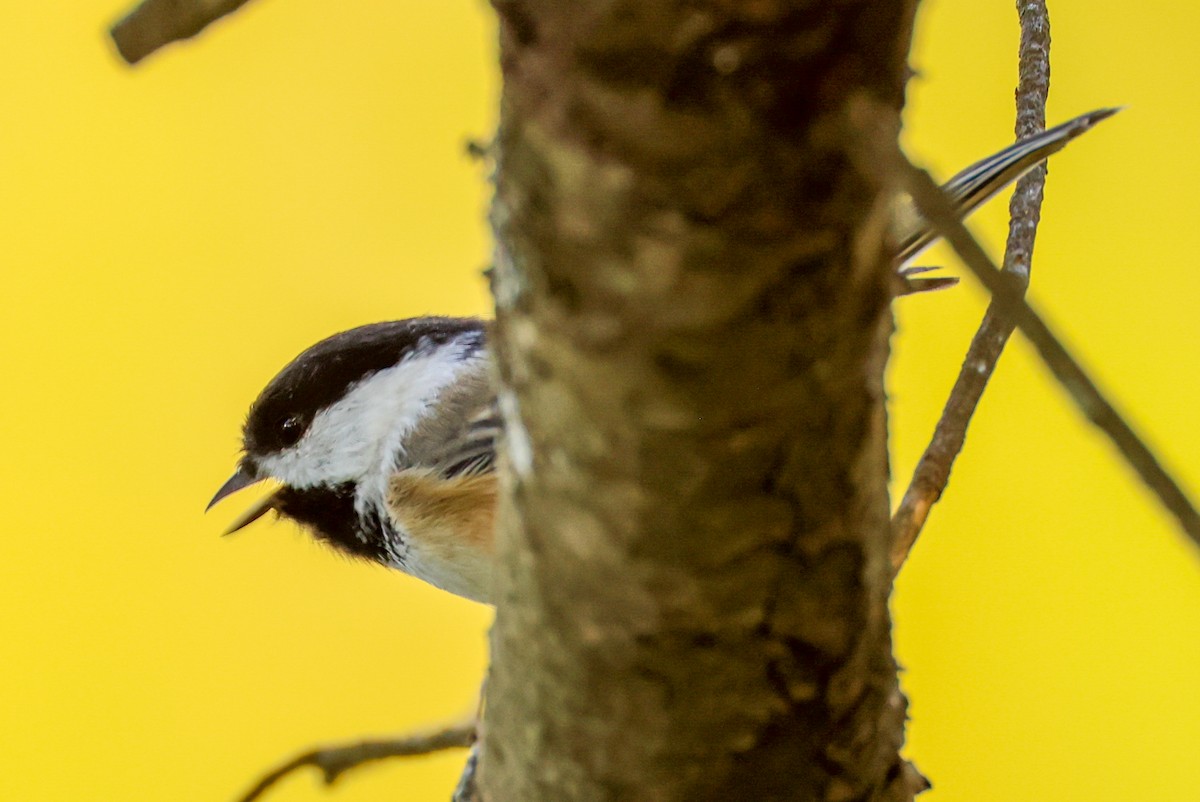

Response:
(895, 151), (1200, 556)
(234, 724), (475, 802)
(110, 0), (257, 65)
(891, 0), (1052, 571)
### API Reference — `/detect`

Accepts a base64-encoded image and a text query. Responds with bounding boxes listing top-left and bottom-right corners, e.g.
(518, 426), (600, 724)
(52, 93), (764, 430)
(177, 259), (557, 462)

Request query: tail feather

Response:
(893, 107), (1119, 269)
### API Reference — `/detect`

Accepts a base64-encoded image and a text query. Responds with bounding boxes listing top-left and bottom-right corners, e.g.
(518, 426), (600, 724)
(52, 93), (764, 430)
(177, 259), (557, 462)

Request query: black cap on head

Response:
(242, 317), (486, 456)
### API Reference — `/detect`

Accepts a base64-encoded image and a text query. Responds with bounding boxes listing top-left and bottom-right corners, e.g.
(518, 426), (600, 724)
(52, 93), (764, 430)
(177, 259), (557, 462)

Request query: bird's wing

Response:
(433, 399), (502, 478)
(398, 357), (501, 479)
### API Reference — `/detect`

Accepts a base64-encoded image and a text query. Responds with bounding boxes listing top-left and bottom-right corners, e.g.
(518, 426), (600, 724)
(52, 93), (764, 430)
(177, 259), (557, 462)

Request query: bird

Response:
(207, 108), (1117, 604)
(895, 106), (1118, 291)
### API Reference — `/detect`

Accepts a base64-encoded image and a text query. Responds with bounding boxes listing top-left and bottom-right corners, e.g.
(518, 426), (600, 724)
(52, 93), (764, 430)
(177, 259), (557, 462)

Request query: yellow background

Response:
(0, 1), (1194, 800)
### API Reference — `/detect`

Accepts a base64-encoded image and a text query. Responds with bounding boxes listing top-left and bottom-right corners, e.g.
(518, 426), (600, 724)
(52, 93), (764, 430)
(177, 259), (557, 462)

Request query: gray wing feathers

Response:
(400, 358), (500, 478)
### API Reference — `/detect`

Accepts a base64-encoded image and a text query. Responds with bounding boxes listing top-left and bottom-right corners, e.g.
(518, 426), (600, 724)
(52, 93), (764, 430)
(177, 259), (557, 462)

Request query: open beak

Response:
(207, 463), (261, 510)
(207, 462), (278, 535)
(220, 489), (281, 536)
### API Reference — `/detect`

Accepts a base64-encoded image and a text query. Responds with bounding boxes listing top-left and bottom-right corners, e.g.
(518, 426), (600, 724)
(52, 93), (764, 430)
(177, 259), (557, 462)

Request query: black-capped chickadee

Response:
(207, 109), (1116, 604)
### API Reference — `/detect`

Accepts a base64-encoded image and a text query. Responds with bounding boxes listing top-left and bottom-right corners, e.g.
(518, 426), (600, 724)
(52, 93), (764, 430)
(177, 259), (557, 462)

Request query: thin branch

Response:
(891, 0), (1051, 572)
(895, 152), (1200, 556)
(110, 0), (258, 65)
(234, 724), (476, 802)
(451, 742), (480, 802)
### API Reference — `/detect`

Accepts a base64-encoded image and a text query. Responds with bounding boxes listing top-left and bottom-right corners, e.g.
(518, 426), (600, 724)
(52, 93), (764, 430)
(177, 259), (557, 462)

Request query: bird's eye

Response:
(278, 416), (303, 447)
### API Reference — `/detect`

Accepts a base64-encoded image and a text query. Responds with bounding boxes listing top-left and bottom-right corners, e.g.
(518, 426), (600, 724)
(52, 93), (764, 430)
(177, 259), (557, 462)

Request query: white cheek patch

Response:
(259, 341), (479, 491)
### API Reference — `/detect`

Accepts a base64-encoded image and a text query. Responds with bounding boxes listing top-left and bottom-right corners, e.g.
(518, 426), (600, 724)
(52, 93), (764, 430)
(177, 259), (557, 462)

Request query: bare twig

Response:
(110, 0), (258, 64)
(234, 724), (476, 802)
(451, 742), (480, 802)
(891, 0), (1052, 571)
(895, 153), (1200, 556)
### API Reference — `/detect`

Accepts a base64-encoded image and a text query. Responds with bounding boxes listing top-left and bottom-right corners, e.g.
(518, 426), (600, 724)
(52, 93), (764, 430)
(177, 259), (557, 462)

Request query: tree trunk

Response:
(481, 1), (921, 800)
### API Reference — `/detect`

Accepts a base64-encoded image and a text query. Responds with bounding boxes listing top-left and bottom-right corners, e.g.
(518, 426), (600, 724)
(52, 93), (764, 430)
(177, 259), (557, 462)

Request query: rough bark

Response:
(482, 2), (920, 800)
